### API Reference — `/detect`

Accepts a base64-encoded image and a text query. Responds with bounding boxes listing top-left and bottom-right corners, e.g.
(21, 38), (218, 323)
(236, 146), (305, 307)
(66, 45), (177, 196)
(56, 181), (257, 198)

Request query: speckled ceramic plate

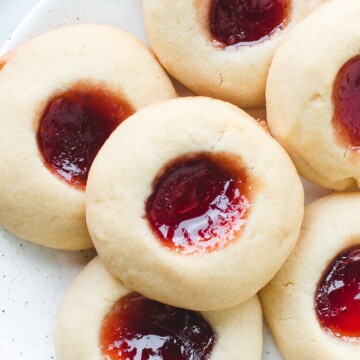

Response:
(0, 0), (331, 359)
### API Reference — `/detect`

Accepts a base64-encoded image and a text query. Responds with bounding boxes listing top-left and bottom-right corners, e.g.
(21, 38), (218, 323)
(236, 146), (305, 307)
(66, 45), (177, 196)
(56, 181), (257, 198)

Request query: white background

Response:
(0, 0), (39, 46)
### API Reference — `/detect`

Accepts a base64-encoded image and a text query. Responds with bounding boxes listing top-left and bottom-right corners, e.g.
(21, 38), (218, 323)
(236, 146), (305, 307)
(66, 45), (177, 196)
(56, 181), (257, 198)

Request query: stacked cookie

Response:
(261, 1), (360, 358)
(260, 194), (360, 359)
(143, 0), (325, 108)
(55, 95), (303, 360)
(266, 0), (360, 190)
(0, 0), (359, 359)
(85, 97), (303, 311)
(0, 24), (176, 250)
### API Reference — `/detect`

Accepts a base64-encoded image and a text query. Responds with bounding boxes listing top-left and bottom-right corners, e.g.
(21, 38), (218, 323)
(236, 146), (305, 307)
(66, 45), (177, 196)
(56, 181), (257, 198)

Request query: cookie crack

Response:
(211, 126), (229, 151)
(184, 129), (203, 147)
(219, 73), (224, 87)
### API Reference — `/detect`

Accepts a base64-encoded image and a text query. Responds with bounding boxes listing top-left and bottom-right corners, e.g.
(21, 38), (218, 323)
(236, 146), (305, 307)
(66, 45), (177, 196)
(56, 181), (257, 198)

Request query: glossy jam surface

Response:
(146, 153), (250, 254)
(333, 56), (360, 149)
(315, 246), (360, 342)
(37, 84), (132, 188)
(100, 293), (215, 360)
(209, 0), (289, 46)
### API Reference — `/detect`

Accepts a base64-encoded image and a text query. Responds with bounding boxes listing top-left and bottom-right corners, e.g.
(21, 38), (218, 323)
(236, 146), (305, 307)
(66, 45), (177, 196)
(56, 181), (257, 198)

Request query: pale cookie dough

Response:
(56, 257), (263, 360)
(260, 193), (360, 360)
(0, 24), (176, 250)
(267, 0), (360, 190)
(142, 0), (325, 108)
(86, 97), (304, 311)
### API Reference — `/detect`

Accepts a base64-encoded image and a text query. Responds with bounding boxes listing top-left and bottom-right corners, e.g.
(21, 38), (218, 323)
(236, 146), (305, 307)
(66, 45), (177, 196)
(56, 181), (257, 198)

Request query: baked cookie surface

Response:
(260, 193), (360, 360)
(142, 0), (325, 108)
(86, 97), (304, 311)
(267, 0), (360, 190)
(55, 257), (263, 360)
(0, 24), (176, 250)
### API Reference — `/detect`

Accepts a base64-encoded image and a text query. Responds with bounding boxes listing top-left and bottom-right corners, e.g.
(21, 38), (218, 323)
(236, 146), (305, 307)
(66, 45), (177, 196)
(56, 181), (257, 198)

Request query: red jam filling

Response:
(145, 153), (250, 254)
(333, 56), (360, 149)
(209, 0), (289, 46)
(100, 292), (215, 360)
(315, 246), (360, 341)
(37, 84), (133, 188)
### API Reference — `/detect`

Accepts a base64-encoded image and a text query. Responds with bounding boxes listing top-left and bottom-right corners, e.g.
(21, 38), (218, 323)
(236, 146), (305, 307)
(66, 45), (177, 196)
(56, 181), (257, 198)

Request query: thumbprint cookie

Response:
(0, 24), (176, 250)
(260, 193), (360, 360)
(55, 257), (263, 360)
(142, 0), (325, 108)
(267, 0), (360, 190)
(86, 97), (304, 311)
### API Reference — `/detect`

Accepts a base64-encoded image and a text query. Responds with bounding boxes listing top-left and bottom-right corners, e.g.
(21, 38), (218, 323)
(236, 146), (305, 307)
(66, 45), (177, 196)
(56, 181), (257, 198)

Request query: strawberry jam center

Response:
(146, 153), (250, 254)
(333, 56), (360, 149)
(100, 292), (215, 360)
(315, 246), (360, 342)
(210, 0), (289, 46)
(37, 84), (133, 189)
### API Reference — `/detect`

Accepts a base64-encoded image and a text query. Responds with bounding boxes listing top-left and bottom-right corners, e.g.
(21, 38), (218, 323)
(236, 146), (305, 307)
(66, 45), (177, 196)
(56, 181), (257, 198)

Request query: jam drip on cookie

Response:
(37, 84), (133, 188)
(333, 56), (360, 150)
(100, 292), (215, 360)
(146, 153), (250, 254)
(209, 0), (289, 46)
(315, 246), (360, 342)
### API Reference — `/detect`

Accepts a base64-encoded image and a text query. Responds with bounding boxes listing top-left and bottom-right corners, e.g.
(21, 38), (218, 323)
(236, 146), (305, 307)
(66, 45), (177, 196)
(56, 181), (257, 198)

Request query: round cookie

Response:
(86, 97), (304, 311)
(55, 258), (262, 360)
(260, 193), (360, 360)
(142, 0), (325, 108)
(0, 24), (176, 250)
(267, 0), (360, 190)
(55, 257), (263, 360)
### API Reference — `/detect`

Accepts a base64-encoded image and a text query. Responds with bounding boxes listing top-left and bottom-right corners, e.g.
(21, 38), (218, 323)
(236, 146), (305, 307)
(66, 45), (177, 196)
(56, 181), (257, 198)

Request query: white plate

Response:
(0, 1), (332, 359)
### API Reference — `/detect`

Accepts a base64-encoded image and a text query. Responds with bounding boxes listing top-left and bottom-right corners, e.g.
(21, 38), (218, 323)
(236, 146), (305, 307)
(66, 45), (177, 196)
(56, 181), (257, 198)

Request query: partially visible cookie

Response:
(267, 0), (360, 190)
(55, 257), (263, 360)
(86, 97), (304, 311)
(142, 0), (325, 108)
(0, 24), (176, 250)
(260, 193), (360, 360)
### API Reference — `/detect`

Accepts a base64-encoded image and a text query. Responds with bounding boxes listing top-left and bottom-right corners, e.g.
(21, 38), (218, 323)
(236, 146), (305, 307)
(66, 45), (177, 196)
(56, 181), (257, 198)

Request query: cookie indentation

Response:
(100, 292), (215, 360)
(146, 152), (250, 254)
(37, 83), (133, 189)
(315, 246), (360, 342)
(209, 0), (289, 46)
(333, 56), (360, 150)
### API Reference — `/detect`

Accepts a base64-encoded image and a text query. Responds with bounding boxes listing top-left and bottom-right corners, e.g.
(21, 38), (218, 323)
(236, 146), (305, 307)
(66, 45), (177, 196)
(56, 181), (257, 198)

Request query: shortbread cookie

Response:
(260, 193), (360, 360)
(56, 257), (263, 360)
(142, 0), (325, 108)
(0, 24), (176, 250)
(86, 97), (304, 311)
(267, 0), (360, 190)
